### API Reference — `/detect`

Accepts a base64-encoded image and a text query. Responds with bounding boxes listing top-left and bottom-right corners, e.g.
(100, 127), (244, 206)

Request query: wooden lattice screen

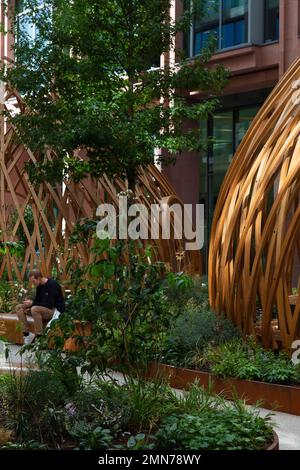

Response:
(0, 88), (200, 281)
(209, 57), (300, 350)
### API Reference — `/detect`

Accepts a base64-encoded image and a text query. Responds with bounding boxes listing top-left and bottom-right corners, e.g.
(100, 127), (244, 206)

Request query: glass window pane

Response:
(194, 28), (218, 55)
(195, 0), (220, 28)
(222, 19), (245, 48)
(222, 0), (248, 48)
(235, 19), (245, 43)
(193, 0), (252, 53)
(236, 106), (259, 146)
(194, 0), (220, 54)
(16, 1), (47, 45)
(223, 0), (248, 20)
(213, 111), (233, 167)
(264, 0), (279, 42)
(183, 27), (190, 58)
(212, 111), (234, 201)
(16, 0), (44, 13)
(200, 105), (260, 274)
(18, 15), (35, 41)
(222, 23), (234, 49)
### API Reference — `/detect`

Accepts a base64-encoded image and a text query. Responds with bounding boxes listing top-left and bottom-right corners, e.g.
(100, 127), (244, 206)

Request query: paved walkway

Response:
(0, 342), (35, 372)
(0, 342), (299, 450)
(259, 407), (300, 450)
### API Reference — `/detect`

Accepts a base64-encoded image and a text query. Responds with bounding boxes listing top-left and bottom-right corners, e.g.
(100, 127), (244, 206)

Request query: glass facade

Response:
(194, 0), (249, 55)
(16, 0), (44, 42)
(221, 0), (248, 49)
(194, 0), (220, 54)
(191, 0), (279, 56)
(199, 105), (259, 270)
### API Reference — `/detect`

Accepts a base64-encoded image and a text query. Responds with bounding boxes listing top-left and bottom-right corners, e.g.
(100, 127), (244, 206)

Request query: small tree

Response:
(1, 0), (228, 188)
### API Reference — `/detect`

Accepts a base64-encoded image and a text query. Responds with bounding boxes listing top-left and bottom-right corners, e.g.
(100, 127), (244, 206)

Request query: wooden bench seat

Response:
(0, 313), (35, 345)
(0, 313), (92, 350)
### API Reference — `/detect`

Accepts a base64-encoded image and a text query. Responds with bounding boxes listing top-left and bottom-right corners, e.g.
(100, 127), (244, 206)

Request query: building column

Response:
(279, 0), (300, 77)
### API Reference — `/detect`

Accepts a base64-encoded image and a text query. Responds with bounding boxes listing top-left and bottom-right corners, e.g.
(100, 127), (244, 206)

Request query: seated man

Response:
(16, 269), (65, 345)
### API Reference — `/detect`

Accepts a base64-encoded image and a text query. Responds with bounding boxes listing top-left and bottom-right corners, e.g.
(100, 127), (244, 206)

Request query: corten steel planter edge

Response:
(147, 362), (300, 417)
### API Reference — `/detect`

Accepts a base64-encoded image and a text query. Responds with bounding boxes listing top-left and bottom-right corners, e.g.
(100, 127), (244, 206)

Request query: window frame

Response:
(193, 0), (250, 56)
(188, 0), (280, 58)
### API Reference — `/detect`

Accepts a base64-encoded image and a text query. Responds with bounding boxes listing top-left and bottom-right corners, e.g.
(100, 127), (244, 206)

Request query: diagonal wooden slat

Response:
(0, 88), (200, 283)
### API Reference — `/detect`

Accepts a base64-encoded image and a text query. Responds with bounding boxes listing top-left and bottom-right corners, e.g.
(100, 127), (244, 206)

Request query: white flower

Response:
(65, 402), (76, 417)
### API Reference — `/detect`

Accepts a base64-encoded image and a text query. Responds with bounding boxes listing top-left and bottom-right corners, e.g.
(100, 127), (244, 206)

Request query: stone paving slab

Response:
(259, 407), (300, 450)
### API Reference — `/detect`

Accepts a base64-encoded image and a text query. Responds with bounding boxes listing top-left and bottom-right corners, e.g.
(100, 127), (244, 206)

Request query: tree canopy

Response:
(1, 0), (228, 187)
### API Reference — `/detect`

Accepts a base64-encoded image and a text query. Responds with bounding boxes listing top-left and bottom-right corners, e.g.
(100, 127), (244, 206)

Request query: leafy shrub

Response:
(35, 351), (82, 397)
(161, 300), (240, 367)
(156, 383), (274, 450)
(63, 378), (275, 450)
(0, 280), (35, 313)
(293, 363), (300, 383)
(3, 370), (69, 445)
(171, 380), (222, 415)
(201, 337), (300, 384)
(2, 440), (46, 450)
(1, 368), (276, 450)
(263, 352), (298, 383)
(121, 433), (156, 450)
(69, 378), (177, 436)
(48, 238), (173, 376)
(68, 422), (113, 450)
(0, 282), (20, 312)
(119, 378), (177, 432)
(68, 382), (124, 431)
(164, 275), (210, 314)
(156, 406), (274, 450)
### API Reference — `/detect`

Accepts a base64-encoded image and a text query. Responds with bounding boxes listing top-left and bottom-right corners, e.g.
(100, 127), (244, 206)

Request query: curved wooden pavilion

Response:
(209, 57), (300, 350)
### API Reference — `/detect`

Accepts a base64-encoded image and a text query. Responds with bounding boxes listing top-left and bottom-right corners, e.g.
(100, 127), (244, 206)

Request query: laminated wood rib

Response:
(209, 57), (300, 350)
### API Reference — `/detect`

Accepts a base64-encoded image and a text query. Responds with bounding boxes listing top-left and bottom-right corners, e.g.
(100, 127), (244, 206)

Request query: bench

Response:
(0, 313), (35, 345)
(0, 313), (92, 350)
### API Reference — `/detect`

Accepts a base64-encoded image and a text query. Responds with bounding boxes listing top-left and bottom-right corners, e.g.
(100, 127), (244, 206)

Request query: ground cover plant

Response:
(197, 338), (300, 385)
(0, 369), (275, 450)
(159, 277), (300, 385)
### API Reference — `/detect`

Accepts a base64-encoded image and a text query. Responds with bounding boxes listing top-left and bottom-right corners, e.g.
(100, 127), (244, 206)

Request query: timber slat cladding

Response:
(0, 88), (200, 281)
(209, 57), (300, 350)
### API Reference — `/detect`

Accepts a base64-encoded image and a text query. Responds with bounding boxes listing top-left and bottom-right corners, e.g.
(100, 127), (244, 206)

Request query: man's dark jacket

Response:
(32, 278), (65, 313)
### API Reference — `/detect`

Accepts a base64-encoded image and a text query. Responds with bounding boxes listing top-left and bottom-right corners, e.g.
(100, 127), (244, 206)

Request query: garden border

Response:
(268, 432), (280, 451)
(147, 362), (300, 417)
